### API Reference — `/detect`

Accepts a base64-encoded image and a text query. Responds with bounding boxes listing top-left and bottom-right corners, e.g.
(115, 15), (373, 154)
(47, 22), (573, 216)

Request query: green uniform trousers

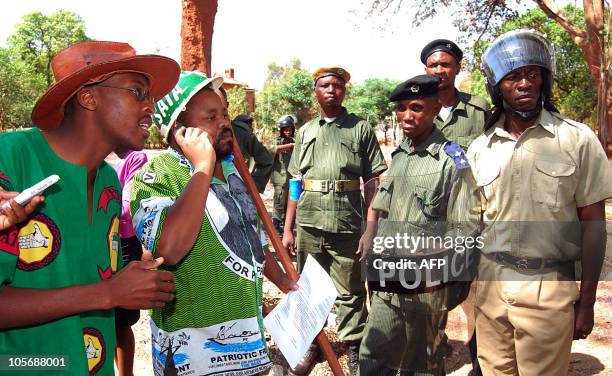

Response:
(359, 291), (448, 376)
(272, 182), (289, 222)
(296, 225), (366, 343)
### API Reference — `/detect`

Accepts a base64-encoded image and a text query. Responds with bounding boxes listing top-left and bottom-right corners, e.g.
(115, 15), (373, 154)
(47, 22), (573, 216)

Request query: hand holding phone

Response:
(1, 175), (59, 213)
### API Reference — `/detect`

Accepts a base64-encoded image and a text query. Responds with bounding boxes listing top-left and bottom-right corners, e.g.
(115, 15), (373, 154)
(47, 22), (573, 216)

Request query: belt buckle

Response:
(334, 180), (345, 192)
(515, 257), (530, 270)
(315, 180), (328, 193)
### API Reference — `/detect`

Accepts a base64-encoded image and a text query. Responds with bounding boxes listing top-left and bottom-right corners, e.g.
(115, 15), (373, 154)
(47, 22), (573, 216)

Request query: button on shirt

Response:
(467, 109), (612, 260)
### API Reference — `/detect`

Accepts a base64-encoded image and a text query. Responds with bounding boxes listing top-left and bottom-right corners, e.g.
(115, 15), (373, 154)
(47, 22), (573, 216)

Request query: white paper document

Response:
(264, 255), (337, 368)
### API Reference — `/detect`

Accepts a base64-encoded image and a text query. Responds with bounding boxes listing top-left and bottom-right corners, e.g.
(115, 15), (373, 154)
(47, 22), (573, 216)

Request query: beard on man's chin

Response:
(214, 128), (234, 159)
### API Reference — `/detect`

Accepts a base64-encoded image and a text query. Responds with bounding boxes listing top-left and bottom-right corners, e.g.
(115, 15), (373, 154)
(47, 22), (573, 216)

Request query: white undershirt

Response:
(438, 106), (453, 121)
(323, 117), (336, 123)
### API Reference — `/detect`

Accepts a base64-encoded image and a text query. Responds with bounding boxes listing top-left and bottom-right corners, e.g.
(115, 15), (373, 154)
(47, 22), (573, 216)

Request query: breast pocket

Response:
(298, 134), (317, 173)
(532, 160), (576, 207)
(339, 138), (362, 176)
(475, 165), (500, 214)
(414, 185), (446, 220)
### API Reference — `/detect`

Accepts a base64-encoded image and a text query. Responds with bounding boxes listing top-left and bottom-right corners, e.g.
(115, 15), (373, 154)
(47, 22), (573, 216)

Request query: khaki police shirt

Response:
(288, 108), (387, 233)
(467, 109), (612, 260)
(434, 91), (490, 150)
(232, 120), (273, 193)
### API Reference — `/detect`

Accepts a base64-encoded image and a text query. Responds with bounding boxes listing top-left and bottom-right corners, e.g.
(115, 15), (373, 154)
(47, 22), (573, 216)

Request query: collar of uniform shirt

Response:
(317, 107), (349, 127)
(488, 109), (556, 143)
(395, 127), (445, 156)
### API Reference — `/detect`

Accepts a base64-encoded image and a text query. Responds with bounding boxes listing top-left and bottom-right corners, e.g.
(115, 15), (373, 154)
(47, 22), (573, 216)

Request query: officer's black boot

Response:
(347, 341), (360, 376)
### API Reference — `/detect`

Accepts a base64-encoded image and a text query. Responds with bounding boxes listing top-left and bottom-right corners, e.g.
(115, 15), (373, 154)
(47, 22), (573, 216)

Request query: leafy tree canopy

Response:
(345, 78), (400, 127)
(468, 5), (596, 124)
(0, 10), (90, 130)
(255, 60), (316, 141)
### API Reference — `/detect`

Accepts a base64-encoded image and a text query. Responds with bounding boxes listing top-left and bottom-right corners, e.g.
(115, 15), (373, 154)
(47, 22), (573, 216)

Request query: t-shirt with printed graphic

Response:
(130, 149), (271, 376)
(0, 128), (122, 376)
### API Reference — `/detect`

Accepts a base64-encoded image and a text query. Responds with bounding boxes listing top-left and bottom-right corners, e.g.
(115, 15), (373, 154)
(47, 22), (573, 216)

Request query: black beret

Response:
(389, 75), (440, 102)
(420, 39), (463, 64)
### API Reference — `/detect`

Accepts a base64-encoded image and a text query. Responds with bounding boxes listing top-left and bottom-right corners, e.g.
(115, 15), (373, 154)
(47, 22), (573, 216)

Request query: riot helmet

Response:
(482, 30), (555, 121)
(278, 114), (296, 129)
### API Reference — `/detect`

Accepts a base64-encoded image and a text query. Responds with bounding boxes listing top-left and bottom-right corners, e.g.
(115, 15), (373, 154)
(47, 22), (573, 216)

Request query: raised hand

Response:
(174, 126), (216, 173)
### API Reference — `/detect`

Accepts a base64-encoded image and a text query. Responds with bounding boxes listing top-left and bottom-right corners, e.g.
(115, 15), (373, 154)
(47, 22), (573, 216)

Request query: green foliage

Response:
(345, 78), (400, 127)
(0, 48), (45, 129)
(467, 5), (597, 124)
(255, 60), (316, 141)
(7, 10), (91, 87)
(226, 87), (249, 120)
(0, 10), (90, 130)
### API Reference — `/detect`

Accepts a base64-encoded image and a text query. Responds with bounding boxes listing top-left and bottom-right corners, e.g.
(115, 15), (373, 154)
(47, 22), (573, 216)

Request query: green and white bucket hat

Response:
(153, 70), (224, 142)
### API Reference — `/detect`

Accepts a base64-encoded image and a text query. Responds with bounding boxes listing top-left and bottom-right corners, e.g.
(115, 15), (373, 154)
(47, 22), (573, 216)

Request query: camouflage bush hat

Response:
(153, 70), (224, 142)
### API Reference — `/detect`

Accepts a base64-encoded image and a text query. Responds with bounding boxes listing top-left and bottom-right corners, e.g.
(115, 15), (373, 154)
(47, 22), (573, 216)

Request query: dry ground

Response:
(122, 146), (612, 376)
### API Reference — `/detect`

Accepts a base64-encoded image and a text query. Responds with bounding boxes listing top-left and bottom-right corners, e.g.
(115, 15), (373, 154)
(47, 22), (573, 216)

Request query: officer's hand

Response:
(0, 191), (44, 230)
(573, 299), (595, 340)
(357, 229), (376, 261)
(174, 126), (216, 172)
(282, 229), (296, 256)
(106, 256), (176, 310)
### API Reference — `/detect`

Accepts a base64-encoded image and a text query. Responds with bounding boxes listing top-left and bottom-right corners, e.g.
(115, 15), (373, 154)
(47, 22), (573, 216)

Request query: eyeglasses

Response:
(96, 85), (154, 103)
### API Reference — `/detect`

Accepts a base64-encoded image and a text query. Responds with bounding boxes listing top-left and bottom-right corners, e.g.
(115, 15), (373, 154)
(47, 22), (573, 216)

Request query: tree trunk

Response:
(536, 0), (610, 156)
(180, 0), (217, 75)
(605, 77), (611, 155)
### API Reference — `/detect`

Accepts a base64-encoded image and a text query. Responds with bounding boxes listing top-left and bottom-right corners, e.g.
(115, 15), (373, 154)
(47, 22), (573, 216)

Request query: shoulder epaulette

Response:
(443, 141), (470, 169)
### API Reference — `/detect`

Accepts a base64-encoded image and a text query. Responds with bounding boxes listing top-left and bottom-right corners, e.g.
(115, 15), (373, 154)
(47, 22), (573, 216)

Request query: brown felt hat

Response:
(31, 41), (180, 130)
(312, 66), (351, 84)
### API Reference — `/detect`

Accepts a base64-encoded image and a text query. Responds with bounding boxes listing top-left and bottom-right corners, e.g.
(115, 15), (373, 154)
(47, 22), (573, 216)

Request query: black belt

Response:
(490, 252), (565, 271)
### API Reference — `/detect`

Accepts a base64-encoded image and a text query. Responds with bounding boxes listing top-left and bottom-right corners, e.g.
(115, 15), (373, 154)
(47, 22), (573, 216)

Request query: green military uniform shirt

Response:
(288, 108), (387, 233)
(434, 91), (490, 150)
(361, 128), (478, 373)
(232, 120), (273, 193)
(266, 137), (293, 186)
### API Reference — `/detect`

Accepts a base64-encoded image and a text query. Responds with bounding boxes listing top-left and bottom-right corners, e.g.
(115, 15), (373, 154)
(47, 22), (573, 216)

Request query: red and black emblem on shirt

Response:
(16, 212), (61, 271)
(83, 327), (106, 375)
(97, 186), (119, 213)
(0, 226), (19, 256)
(0, 171), (10, 190)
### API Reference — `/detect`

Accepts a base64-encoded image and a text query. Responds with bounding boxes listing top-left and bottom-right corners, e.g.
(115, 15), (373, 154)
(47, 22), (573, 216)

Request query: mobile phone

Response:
(1, 174), (60, 212)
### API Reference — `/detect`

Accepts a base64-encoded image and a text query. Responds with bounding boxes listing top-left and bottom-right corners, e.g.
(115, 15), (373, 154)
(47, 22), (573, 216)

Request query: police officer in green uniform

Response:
(357, 75), (478, 376)
(422, 39), (490, 375)
(266, 115), (296, 234)
(231, 113), (273, 193)
(283, 66), (387, 375)
(421, 39), (490, 151)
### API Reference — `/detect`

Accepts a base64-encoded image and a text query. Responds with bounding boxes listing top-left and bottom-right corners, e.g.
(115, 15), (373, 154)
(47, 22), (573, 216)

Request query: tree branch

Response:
(475, 1), (499, 44)
(534, 0), (586, 41)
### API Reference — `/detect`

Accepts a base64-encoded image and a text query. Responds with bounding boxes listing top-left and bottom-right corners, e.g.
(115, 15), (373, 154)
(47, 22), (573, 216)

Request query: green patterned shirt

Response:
(130, 150), (271, 376)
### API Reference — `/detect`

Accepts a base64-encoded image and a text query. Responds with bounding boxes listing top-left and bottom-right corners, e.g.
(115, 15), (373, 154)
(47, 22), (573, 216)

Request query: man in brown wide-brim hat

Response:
(0, 41), (179, 375)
